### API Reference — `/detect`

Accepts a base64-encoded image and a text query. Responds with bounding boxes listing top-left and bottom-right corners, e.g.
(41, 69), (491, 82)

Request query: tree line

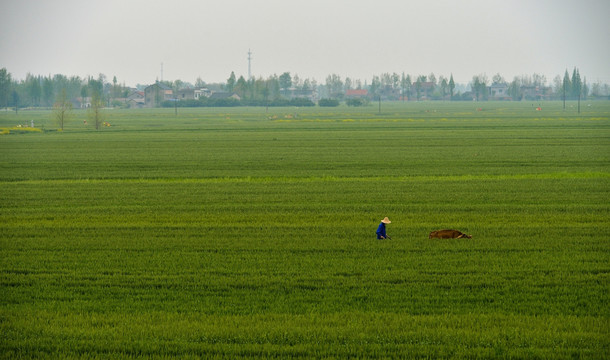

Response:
(1, 67), (608, 112)
(170, 68), (606, 107)
(319, 69), (604, 101)
(0, 70), (130, 110)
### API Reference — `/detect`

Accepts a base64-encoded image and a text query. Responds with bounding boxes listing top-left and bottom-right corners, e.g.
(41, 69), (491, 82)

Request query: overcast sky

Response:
(1, 0), (608, 87)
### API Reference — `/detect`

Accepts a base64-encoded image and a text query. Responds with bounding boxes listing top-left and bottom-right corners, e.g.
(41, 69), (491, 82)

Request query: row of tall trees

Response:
(0, 70), (130, 110)
(167, 68), (605, 102)
(224, 71), (318, 102)
(560, 68), (587, 100)
(318, 70), (599, 101)
(220, 71), (460, 102)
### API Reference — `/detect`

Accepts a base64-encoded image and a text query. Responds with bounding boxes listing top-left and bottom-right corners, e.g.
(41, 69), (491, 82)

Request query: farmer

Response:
(376, 217), (391, 239)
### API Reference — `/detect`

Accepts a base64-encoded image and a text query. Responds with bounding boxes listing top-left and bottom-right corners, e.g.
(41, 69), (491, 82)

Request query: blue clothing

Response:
(376, 222), (387, 239)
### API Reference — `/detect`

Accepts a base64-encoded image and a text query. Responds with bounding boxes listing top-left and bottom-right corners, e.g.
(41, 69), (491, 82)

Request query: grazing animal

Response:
(429, 229), (472, 239)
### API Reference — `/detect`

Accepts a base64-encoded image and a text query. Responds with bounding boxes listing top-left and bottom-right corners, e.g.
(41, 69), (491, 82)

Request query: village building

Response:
(521, 85), (553, 100)
(144, 82), (173, 107)
(175, 88), (195, 100)
(126, 91), (145, 108)
(417, 82), (435, 100)
(163, 87), (213, 101)
(72, 96), (91, 109)
(280, 88), (317, 102)
(194, 88), (211, 99)
(488, 83), (509, 99)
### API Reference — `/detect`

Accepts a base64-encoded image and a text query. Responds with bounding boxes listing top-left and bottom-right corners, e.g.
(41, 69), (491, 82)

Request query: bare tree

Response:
(472, 74), (488, 101)
(89, 90), (104, 130)
(53, 88), (72, 131)
(439, 75), (448, 98)
(492, 73), (505, 85)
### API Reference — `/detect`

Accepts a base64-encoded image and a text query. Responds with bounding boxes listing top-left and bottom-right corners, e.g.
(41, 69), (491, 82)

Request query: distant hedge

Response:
(346, 98), (369, 107)
(243, 98), (315, 107)
(318, 98), (340, 107)
(162, 97), (314, 108)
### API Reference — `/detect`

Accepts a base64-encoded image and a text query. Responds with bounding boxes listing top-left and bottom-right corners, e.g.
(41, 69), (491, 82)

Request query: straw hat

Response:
(381, 217), (391, 224)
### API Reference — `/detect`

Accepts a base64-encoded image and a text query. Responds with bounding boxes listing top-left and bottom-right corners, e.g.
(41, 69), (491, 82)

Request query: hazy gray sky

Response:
(1, 0), (608, 86)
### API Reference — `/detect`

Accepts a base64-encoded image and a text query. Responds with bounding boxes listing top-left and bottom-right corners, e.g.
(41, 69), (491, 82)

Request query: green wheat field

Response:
(1, 102), (609, 358)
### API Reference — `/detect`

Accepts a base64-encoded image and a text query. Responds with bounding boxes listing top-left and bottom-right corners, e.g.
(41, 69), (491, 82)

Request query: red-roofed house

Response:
(346, 89), (368, 98)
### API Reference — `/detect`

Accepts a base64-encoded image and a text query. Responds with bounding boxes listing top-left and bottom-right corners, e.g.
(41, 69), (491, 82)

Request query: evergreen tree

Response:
(398, 73), (413, 100)
(26, 73), (42, 106)
(42, 76), (54, 107)
(508, 77), (522, 100)
(562, 70), (571, 101)
(226, 71), (236, 92)
(571, 67), (581, 99)
(449, 74), (455, 100)
(439, 76), (448, 98)
(268, 75), (280, 99)
(0, 68), (11, 109)
(279, 72), (292, 90)
(234, 75), (247, 99)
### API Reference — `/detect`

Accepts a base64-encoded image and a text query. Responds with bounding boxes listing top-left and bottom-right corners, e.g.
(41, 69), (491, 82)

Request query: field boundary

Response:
(3, 172), (608, 185)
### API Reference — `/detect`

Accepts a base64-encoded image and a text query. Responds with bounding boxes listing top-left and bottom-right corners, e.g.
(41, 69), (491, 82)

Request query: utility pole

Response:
(247, 49), (252, 79)
(563, 81), (566, 111)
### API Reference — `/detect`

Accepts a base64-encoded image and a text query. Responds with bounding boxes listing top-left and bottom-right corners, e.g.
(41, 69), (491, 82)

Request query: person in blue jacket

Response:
(376, 217), (391, 239)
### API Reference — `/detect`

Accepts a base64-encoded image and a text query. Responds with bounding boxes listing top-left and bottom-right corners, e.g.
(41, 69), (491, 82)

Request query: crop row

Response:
(1, 105), (608, 358)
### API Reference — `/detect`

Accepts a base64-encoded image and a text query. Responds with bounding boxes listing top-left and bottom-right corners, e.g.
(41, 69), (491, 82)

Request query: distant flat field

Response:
(1, 102), (609, 358)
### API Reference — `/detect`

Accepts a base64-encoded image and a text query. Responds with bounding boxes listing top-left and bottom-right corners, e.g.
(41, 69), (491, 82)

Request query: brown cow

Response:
(429, 229), (472, 239)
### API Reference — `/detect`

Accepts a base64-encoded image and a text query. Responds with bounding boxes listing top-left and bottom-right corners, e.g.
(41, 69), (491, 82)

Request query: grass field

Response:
(1, 102), (609, 358)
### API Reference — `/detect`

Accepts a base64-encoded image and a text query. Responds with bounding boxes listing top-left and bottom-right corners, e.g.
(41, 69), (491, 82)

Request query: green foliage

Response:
(0, 68), (12, 108)
(346, 98), (368, 106)
(285, 97), (315, 107)
(226, 71), (236, 92)
(318, 98), (339, 107)
(279, 72), (292, 90)
(1, 102), (609, 358)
